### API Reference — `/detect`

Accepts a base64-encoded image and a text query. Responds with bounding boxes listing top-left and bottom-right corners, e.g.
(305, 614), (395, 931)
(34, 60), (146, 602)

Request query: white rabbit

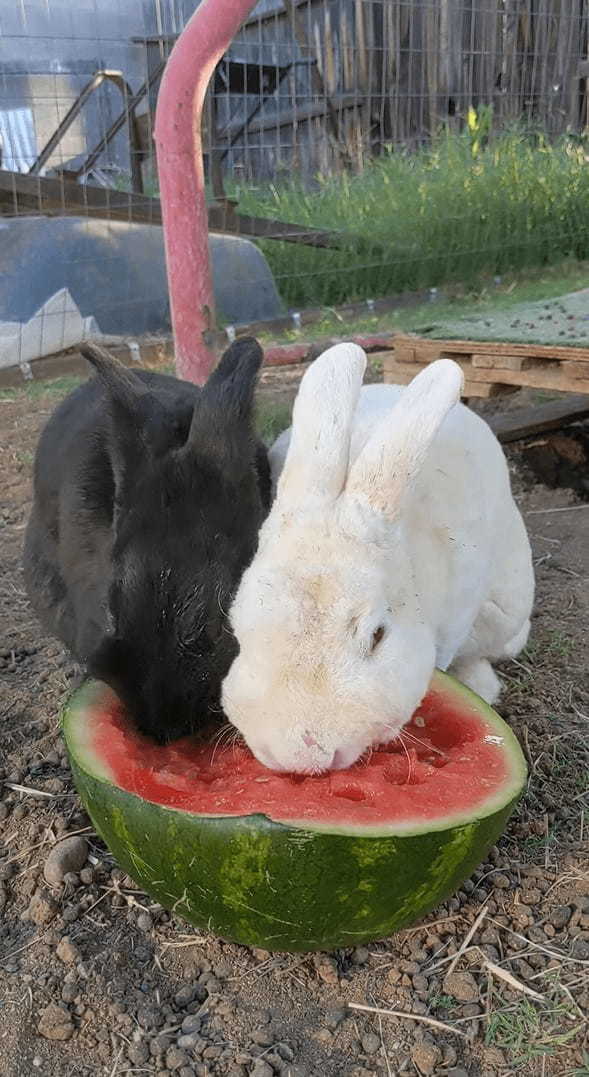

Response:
(222, 343), (534, 774)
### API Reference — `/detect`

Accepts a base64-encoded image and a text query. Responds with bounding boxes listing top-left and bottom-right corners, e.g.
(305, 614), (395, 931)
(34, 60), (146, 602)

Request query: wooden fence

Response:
(206, 0), (589, 179)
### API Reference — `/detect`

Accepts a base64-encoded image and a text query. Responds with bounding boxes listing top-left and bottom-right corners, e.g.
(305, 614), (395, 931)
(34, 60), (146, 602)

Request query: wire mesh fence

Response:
(1, 0), (588, 378)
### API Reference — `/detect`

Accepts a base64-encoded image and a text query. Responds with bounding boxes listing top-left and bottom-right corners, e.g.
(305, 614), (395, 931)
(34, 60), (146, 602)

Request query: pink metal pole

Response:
(154, 0), (258, 384)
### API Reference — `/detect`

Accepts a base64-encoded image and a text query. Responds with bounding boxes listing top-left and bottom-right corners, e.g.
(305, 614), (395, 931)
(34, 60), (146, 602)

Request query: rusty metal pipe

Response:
(154, 0), (257, 383)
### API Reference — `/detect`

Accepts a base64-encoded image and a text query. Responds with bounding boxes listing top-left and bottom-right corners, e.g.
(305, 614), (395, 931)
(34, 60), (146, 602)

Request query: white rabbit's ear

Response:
(275, 342), (366, 507)
(344, 358), (464, 525)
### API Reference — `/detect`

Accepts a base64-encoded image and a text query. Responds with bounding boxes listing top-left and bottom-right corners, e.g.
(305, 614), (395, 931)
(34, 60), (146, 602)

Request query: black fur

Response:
(23, 339), (271, 742)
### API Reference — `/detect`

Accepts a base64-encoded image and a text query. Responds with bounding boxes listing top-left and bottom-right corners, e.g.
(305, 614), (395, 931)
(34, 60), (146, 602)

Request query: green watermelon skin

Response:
(70, 755), (518, 952)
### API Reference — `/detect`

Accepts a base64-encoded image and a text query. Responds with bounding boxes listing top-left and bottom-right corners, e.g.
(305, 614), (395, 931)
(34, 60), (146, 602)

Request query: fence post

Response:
(154, 0), (258, 384)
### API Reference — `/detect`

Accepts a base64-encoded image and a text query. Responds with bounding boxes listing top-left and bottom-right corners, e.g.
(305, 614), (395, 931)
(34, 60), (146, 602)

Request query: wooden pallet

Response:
(383, 335), (589, 398)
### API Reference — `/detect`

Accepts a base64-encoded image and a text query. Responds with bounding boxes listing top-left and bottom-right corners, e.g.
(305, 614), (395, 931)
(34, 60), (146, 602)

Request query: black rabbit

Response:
(23, 339), (271, 742)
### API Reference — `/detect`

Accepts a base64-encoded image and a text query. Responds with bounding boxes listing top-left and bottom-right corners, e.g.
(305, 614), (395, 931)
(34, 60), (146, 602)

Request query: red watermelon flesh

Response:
(79, 681), (511, 832)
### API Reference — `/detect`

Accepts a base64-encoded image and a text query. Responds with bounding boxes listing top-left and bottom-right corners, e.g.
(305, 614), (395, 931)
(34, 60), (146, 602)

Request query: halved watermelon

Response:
(63, 672), (526, 952)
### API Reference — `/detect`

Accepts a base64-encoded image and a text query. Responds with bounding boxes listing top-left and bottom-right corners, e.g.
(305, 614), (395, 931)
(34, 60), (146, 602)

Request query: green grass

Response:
(232, 130), (589, 309)
(255, 400), (292, 444)
(0, 374), (84, 402)
(486, 998), (581, 1065)
(256, 258), (589, 347)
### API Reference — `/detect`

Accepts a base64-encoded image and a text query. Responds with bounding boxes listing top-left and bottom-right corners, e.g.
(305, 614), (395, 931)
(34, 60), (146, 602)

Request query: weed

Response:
(486, 998), (581, 1065)
(232, 131), (589, 308)
(0, 375), (84, 402)
(255, 400), (292, 445)
(428, 992), (457, 1013)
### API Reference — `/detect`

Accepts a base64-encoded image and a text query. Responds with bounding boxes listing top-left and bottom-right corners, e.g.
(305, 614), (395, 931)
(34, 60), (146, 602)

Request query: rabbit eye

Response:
(371, 625), (385, 651)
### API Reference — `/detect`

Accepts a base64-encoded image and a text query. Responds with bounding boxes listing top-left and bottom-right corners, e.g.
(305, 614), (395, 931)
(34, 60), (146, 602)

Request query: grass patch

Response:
(0, 374), (84, 402)
(255, 400), (291, 445)
(234, 131), (589, 309)
(486, 998), (581, 1065)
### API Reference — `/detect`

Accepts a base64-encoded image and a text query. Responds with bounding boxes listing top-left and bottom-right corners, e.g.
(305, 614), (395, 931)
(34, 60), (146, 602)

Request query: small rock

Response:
(572, 937), (589, 960)
(137, 1005), (165, 1030)
(181, 1014), (202, 1034)
(276, 1043), (294, 1061)
(410, 1042), (441, 1075)
(491, 873), (511, 889)
(447, 1070), (469, 1077)
(56, 936), (81, 964)
(252, 947), (270, 961)
(361, 1032), (380, 1055)
(166, 1046), (189, 1070)
(137, 912), (153, 932)
(250, 1062), (274, 1077)
(549, 905), (572, 930)
(128, 1043), (150, 1065)
(351, 946), (370, 965)
(313, 954), (339, 984)
(179, 1068), (197, 1077)
(325, 1007), (346, 1030)
(38, 1003), (75, 1041)
(461, 1003), (481, 1017)
(520, 888), (542, 905)
(175, 985), (196, 1008)
(44, 836), (88, 888)
(61, 981), (78, 1004)
(27, 890), (58, 925)
(177, 1034), (200, 1051)
(443, 970), (479, 1002)
(79, 867), (95, 886)
(251, 1027), (274, 1047)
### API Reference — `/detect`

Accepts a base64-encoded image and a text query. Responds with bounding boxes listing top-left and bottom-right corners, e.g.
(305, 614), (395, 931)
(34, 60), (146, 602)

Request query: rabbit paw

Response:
(449, 657), (501, 704)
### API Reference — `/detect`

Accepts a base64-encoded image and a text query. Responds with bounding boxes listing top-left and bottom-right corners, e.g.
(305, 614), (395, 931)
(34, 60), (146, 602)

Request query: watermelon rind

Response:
(63, 672), (527, 952)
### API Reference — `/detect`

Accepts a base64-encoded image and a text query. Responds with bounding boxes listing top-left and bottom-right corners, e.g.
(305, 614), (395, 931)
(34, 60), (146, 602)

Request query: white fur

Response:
(222, 344), (534, 773)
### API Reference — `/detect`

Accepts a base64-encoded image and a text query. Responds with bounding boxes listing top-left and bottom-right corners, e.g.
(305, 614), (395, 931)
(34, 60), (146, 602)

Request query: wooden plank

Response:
(471, 353), (538, 371)
(488, 395), (589, 443)
(385, 354), (589, 395)
(394, 334), (589, 364)
(559, 361), (589, 380)
(382, 357), (518, 397)
(282, 0), (349, 166)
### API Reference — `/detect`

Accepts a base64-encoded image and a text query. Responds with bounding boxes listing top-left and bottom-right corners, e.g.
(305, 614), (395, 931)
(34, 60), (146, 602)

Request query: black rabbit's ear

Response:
(80, 344), (152, 415)
(201, 337), (263, 422)
(183, 337), (263, 462)
(80, 344), (171, 476)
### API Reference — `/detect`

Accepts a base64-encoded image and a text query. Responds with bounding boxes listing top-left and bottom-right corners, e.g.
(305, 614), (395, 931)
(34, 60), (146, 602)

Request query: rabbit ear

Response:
(344, 359), (463, 526)
(185, 337), (262, 460)
(197, 337), (262, 422)
(276, 342), (366, 507)
(80, 343), (172, 476)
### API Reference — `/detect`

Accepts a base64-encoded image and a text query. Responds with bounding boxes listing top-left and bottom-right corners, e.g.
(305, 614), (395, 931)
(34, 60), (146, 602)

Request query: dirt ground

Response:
(1, 369), (588, 1077)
